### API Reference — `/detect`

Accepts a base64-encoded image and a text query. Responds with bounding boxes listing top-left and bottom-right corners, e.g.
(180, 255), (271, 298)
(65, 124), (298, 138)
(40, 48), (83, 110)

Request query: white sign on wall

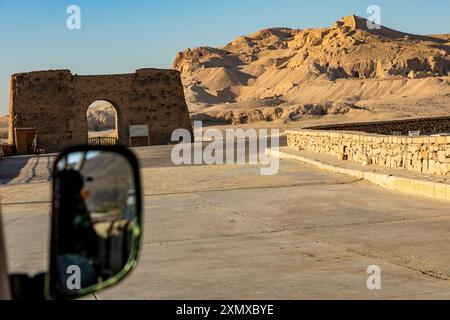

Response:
(408, 131), (421, 136)
(129, 125), (149, 138)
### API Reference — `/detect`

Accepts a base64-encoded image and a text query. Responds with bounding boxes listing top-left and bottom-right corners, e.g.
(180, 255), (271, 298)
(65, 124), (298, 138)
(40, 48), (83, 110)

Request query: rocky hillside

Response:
(173, 15), (450, 124)
(86, 102), (117, 132)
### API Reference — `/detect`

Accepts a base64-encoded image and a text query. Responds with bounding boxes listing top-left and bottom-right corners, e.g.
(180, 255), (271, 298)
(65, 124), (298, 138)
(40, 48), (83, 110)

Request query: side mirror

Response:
(49, 145), (142, 300)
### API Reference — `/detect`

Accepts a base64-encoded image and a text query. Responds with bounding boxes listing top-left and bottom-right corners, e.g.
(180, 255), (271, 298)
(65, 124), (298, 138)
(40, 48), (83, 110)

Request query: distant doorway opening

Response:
(86, 100), (118, 146)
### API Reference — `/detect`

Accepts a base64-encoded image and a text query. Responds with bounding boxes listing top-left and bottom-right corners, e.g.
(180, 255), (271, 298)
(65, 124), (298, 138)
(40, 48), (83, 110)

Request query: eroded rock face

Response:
(175, 15), (450, 81)
(191, 102), (360, 124)
(86, 102), (116, 131)
(173, 15), (450, 123)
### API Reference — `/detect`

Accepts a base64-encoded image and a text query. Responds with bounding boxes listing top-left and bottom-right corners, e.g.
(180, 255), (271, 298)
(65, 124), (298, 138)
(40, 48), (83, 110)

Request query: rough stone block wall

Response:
(304, 116), (450, 136)
(8, 68), (193, 153)
(287, 129), (450, 175)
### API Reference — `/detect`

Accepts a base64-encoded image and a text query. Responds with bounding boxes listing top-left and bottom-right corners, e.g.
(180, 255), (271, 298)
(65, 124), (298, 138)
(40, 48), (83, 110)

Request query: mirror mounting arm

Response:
(9, 273), (47, 300)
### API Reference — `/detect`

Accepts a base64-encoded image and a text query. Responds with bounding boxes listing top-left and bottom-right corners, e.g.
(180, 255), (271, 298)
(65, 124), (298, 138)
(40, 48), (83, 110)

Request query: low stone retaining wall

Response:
(304, 116), (450, 136)
(287, 129), (450, 175)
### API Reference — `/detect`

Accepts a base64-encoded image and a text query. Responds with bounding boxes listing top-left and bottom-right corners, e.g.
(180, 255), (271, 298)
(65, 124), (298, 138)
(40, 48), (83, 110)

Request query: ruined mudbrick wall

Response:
(8, 68), (193, 152)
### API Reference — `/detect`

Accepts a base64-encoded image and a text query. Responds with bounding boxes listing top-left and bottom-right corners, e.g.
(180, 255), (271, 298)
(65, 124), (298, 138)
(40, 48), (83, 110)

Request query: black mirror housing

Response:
(48, 145), (142, 300)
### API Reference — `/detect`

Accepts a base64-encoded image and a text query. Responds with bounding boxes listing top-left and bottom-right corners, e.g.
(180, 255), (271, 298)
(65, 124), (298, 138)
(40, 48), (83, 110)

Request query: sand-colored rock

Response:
(173, 15), (450, 124)
(86, 101), (117, 132)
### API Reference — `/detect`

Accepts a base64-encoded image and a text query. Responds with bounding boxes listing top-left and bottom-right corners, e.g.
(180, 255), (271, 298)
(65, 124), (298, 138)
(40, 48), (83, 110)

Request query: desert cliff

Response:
(173, 15), (450, 125)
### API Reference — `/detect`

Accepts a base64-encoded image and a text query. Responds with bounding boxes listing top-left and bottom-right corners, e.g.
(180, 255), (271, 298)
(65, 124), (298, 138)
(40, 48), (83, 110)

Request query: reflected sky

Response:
(57, 150), (103, 171)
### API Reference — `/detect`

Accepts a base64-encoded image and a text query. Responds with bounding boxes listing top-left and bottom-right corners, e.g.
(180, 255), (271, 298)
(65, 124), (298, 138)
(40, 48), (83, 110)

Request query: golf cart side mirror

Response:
(48, 145), (142, 300)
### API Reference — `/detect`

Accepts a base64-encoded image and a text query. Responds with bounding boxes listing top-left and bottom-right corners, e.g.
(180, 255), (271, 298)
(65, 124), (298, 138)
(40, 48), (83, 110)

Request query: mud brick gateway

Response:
(7, 68), (193, 153)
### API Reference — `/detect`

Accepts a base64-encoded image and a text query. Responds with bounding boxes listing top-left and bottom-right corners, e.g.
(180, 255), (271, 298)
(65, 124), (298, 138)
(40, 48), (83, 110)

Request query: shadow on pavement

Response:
(0, 156), (32, 185)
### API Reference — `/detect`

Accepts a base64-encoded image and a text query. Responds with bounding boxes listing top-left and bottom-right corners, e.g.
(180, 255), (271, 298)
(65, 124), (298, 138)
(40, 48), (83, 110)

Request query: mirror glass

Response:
(51, 149), (140, 298)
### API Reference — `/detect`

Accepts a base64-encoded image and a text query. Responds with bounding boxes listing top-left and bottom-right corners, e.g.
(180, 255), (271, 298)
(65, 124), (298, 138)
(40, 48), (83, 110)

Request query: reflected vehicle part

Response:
(50, 145), (142, 300)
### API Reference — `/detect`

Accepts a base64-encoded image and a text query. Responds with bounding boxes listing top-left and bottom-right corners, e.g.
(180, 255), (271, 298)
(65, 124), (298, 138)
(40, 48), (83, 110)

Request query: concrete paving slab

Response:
(2, 145), (450, 299)
(142, 194), (278, 244)
(97, 232), (450, 300)
(3, 212), (49, 275)
(197, 183), (450, 230)
(269, 147), (450, 201)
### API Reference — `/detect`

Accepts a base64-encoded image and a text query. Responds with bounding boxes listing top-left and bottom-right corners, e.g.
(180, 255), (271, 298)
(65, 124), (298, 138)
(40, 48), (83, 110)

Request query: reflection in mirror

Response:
(52, 150), (140, 298)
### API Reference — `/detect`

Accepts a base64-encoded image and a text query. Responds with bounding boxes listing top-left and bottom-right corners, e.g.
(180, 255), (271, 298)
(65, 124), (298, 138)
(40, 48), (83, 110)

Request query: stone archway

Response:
(8, 68), (193, 154)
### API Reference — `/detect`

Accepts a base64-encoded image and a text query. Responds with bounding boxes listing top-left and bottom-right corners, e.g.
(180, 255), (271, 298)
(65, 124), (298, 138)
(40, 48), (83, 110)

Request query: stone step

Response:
(267, 147), (450, 202)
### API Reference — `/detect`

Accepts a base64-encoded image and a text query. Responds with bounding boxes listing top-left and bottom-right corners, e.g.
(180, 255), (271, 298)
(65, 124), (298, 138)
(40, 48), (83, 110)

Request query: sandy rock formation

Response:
(86, 102), (117, 132)
(191, 102), (361, 125)
(173, 15), (450, 124)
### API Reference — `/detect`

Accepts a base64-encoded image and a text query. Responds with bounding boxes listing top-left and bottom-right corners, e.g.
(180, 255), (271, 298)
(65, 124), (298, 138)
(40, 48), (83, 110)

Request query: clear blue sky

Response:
(1, 0), (449, 115)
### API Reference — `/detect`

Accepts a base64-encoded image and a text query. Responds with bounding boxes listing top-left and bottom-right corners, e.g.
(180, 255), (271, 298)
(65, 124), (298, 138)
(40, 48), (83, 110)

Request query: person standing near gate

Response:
(32, 132), (41, 154)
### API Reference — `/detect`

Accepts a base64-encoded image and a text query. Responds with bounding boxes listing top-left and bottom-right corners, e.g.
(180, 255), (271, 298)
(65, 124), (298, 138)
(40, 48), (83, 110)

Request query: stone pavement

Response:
(269, 147), (450, 201)
(1, 145), (450, 299)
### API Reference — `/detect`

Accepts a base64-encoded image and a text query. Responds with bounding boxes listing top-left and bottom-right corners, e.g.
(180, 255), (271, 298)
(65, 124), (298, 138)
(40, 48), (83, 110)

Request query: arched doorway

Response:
(86, 100), (119, 145)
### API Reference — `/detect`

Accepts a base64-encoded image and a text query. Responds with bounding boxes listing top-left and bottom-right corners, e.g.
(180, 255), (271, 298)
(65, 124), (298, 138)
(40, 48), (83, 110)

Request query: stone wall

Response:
(8, 68), (193, 153)
(304, 116), (450, 136)
(287, 129), (450, 175)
